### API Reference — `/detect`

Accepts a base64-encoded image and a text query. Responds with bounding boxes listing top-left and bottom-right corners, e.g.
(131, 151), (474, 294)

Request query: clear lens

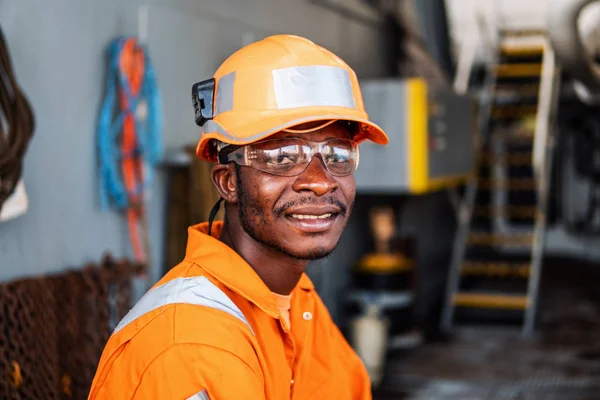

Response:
(321, 138), (354, 176)
(255, 142), (310, 176)
(227, 138), (358, 176)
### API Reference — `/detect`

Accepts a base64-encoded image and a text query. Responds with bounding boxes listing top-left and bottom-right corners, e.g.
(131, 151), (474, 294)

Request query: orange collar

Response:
(184, 221), (315, 317)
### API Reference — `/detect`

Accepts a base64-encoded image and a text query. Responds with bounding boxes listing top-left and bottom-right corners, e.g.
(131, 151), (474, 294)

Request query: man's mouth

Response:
(274, 197), (347, 219)
(284, 206), (341, 233)
(289, 213), (333, 220)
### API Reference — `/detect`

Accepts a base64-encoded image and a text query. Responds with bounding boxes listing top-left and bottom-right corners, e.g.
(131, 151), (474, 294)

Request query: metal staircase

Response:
(442, 30), (561, 336)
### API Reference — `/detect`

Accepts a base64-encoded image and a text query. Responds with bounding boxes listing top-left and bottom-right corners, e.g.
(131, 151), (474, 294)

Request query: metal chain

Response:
(0, 257), (145, 399)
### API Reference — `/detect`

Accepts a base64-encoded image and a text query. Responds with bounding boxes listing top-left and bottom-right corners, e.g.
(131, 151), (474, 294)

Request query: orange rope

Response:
(118, 39), (146, 262)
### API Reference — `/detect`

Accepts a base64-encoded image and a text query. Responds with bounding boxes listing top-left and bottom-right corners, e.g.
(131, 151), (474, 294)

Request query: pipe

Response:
(308, 0), (380, 30)
(414, 0), (455, 79)
(548, 0), (600, 95)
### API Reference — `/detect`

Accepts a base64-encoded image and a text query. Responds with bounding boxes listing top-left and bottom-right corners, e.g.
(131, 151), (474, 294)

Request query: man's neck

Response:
(218, 223), (308, 295)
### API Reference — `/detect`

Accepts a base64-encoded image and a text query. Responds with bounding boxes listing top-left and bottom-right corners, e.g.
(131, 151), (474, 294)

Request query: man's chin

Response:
(277, 237), (340, 260)
(240, 216), (340, 260)
(288, 246), (335, 261)
(260, 234), (338, 260)
(271, 229), (342, 260)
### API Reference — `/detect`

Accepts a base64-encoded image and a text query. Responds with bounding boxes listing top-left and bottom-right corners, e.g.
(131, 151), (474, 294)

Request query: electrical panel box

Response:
(355, 78), (477, 194)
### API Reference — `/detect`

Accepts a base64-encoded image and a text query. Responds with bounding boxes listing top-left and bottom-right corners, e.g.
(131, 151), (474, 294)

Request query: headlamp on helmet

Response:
(192, 78), (215, 127)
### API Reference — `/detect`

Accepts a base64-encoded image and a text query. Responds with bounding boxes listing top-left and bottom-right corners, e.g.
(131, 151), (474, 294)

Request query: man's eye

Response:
(326, 153), (349, 164)
(269, 153), (298, 165)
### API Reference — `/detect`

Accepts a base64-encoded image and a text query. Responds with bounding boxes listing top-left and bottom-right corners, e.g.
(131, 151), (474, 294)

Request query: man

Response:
(89, 34), (388, 399)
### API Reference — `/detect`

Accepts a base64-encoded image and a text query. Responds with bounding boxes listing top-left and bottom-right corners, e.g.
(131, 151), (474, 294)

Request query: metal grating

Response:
(374, 330), (600, 400)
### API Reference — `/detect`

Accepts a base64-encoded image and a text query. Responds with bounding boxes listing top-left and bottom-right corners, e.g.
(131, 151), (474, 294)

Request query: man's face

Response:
(235, 123), (356, 260)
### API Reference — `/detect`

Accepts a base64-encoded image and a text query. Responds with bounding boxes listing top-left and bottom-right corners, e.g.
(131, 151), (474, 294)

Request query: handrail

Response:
(533, 38), (556, 184)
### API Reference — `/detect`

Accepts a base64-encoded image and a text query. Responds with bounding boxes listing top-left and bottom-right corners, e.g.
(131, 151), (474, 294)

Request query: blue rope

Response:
(97, 37), (163, 211)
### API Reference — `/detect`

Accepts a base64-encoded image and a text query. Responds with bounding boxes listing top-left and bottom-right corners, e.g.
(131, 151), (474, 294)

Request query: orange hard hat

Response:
(192, 34), (389, 162)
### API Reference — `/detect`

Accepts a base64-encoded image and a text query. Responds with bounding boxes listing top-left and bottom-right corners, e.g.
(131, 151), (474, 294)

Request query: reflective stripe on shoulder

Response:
(114, 276), (253, 334)
(187, 389), (210, 400)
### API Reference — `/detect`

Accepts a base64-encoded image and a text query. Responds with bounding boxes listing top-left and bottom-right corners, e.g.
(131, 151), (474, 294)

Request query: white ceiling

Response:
(444, 0), (600, 59)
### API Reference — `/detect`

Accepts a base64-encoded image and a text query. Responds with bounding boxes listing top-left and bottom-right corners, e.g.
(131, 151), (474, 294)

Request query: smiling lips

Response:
(290, 213), (332, 220)
(285, 206), (342, 233)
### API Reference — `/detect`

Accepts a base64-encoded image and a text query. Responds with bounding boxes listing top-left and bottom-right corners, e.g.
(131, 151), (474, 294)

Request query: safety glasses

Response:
(219, 137), (360, 177)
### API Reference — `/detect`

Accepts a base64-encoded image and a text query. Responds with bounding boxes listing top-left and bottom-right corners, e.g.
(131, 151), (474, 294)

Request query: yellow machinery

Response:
(349, 76), (478, 378)
(354, 78), (478, 194)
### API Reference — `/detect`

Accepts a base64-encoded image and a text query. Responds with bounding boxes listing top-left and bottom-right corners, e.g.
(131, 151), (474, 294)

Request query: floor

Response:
(372, 257), (600, 399)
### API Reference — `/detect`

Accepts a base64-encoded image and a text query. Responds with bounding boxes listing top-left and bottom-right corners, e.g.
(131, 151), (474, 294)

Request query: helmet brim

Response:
(196, 111), (389, 162)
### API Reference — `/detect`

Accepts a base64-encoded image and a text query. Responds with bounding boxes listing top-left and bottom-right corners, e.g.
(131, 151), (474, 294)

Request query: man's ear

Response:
(211, 163), (239, 204)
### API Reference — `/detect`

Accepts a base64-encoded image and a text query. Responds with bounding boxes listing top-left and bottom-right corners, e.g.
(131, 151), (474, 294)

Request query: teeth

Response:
(290, 213), (332, 220)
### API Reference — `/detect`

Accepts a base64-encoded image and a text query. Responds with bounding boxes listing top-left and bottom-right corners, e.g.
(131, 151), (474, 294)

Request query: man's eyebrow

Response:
(274, 135), (305, 140)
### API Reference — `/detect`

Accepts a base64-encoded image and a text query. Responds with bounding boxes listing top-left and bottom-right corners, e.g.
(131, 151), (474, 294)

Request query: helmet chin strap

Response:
(207, 197), (224, 236)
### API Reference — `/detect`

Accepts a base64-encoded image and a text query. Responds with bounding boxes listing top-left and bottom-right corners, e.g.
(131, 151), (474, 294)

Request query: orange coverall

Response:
(89, 221), (372, 399)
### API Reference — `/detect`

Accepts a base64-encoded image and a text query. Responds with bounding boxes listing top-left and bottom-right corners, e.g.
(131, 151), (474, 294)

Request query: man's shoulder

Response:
(90, 271), (260, 399)
(114, 271), (255, 355)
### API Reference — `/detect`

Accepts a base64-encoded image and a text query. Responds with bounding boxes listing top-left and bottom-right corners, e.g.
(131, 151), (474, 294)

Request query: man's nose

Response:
(292, 157), (339, 196)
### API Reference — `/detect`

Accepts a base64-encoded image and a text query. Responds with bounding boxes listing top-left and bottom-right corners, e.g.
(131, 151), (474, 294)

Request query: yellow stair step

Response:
(500, 29), (546, 38)
(473, 205), (538, 219)
(500, 44), (544, 57)
(479, 178), (536, 191)
(492, 104), (538, 119)
(453, 293), (530, 310)
(496, 63), (542, 78)
(467, 232), (534, 247)
(461, 262), (531, 278)
(496, 82), (539, 94)
(481, 152), (532, 166)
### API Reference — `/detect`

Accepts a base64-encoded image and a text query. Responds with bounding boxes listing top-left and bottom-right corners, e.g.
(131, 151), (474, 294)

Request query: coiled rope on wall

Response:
(0, 26), (35, 213)
(97, 36), (162, 263)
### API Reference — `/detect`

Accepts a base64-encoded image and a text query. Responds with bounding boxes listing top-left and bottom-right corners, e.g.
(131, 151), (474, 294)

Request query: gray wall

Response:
(0, 0), (388, 291)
